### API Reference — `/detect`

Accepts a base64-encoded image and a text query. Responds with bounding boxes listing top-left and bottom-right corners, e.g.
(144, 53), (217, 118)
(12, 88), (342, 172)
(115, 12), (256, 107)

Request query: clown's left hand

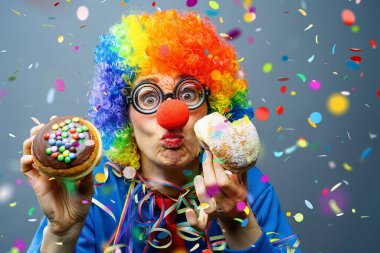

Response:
(185, 149), (263, 250)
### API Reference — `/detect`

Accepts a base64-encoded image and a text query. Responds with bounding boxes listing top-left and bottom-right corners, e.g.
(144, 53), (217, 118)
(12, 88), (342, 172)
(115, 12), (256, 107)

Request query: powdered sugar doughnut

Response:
(194, 112), (260, 173)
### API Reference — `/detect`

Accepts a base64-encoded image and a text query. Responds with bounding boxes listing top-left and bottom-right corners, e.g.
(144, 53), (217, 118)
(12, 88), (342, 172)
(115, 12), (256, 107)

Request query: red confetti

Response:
(350, 55), (362, 64)
(152, 1), (156, 6)
(280, 86), (287, 94)
(54, 2), (60, 6)
(341, 9), (355, 26)
(322, 188), (329, 196)
(255, 106), (270, 121)
(370, 39), (377, 49)
(278, 77), (290, 82)
(349, 48), (362, 52)
(377, 88), (380, 98)
(276, 106), (284, 115)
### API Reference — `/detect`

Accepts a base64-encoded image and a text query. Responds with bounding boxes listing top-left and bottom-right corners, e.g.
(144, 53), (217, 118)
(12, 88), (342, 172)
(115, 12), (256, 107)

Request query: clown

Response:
(22, 10), (301, 253)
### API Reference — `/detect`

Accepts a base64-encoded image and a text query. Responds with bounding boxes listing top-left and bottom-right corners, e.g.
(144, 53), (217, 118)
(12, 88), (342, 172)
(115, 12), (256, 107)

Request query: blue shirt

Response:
(27, 156), (301, 252)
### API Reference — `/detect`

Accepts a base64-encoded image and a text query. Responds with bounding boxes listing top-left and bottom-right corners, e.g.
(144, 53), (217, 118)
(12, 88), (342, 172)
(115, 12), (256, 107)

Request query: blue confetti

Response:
(361, 147), (372, 158)
(346, 60), (359, 70)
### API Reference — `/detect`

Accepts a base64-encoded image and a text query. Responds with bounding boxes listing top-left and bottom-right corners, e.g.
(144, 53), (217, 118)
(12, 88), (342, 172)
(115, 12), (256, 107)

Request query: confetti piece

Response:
(296, 73), (307, 83)
(307, 54), (315, 62)
(28, 219), (37, 222)
(47, 87), (55, 104)
(190, 243), (200, 252)
(309, 112), (322, 124)
(198, 202), (210, 210)
(30, 117), (41, 125)
(298, 9), (307, 16)
(315, 35), (318, 44)
(28, 207), (36, 216)
(241, 218), (249, 227)
(297, 137), (308, 148)
(360, 147), (372, 158)
(326, 93), (349, 116)
(42, 24), (55, 28)
(278, 77), (290, 82)
(276, 106), (284, 115)
(294, 213), (304, 222)
(9, 133), (16, 138)
(262, 63), (273, 73)
(55, 78), (65, 92)
(182, 169), (192, 177)
(123, 166), (136, 179)
(305, 200), (313, 209)
(309, 80), (321, 90)
(205, 9), (219, 17)
(244, 12), (256, 23)
(186, 0), (198, 7)
(329, 199), (342, 214)
(57, 35), (64, 43)
(351, 25), (360, 33)
(280, 86), (287, 93)
(0, 183), (14, 204)
(322, 188), (329, 196)
(370, 39), (377, 49)
(255, 106), (270, 121)
(10, 9), (21, 16)
(260, 175), (269, 183)
(77, 6), (89, 21)
(341, 9), (355, 26)
(282, 55), (289, 61)
(9, 202), (17, 207)
(274, 151), (283, 157)
(304, 24), (313, 31)
(343, 162), (352, 171)
(237, 201), (246, 211)
(209, 1), (219, 10)
(331, 182), (342, 192)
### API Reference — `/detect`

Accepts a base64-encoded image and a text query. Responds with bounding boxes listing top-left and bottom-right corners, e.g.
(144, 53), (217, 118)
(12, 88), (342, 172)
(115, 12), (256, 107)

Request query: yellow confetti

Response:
(308, 118), (317, 128)
(219, 17), (224, 23)
(10, 9), (21, 16)
(327, 93), (349, 116)
(9, 202), (17, 207)
(290, 91), (296, 96)
(298, 9), (307, 16)
(286, 211), (292, 217)
(315, 35), (319, 44)
(243, 206), (250, 215)
(343, 162), (353, 171)
(352, 208), (356, 213)
(237, 57), (245, 62)
(95, 172), (106, 183)
(58, 35), (64, 43)
(297, 137), (308, 148)
(49, 177), (56, 181)
(209, 1), (220, 10)
(42, 24), (55, 28)
(198, 202), (210, 210)
(244, 12), (256, 23)
(294, 213), (304, 222)
(304, 24), (314, 31)
(276, 126), (282, 133)
(329, 199), (342, 214)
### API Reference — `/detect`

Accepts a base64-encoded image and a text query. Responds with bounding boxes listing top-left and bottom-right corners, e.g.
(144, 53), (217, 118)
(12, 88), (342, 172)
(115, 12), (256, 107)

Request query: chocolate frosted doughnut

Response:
(194, 112), (260, 173)
(32, 116), (102, 180)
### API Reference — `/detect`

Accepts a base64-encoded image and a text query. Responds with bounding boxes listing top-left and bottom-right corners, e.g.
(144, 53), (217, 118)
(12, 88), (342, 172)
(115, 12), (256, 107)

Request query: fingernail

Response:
(194, 176), (202, 186)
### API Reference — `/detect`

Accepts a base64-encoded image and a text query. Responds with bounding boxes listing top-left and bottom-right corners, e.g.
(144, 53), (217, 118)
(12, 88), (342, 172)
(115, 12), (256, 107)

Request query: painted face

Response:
(129, 73), (208, 170)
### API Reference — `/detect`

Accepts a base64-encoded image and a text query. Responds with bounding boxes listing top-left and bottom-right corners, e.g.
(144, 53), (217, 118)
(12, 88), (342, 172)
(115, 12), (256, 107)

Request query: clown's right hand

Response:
(20, 122), (94, 237)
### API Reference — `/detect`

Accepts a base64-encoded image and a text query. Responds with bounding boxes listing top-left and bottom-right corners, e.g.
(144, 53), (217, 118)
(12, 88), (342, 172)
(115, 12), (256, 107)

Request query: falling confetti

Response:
(262, 63), (273, 73)
(327, 93), (349, 116)
(55, 78), (65, 92)
(77, 6), (89, 21)
(255, 106), (270, 121)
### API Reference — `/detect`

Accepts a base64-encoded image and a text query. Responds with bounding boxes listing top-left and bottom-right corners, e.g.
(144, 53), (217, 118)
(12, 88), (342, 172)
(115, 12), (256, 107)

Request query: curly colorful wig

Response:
(88, 9), (254, 170)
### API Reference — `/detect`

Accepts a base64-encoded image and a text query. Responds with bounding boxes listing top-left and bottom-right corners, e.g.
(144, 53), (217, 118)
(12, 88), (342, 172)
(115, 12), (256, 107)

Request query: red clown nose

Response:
(156, 99), (189, 130)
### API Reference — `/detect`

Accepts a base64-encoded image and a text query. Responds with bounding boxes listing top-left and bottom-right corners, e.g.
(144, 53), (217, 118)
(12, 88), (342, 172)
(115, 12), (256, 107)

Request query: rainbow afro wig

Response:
(88, 9), (254, 170)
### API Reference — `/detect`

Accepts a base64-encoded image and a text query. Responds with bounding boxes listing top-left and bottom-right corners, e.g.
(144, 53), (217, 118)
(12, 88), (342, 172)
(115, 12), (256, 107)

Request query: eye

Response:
(181, 89), (197, 101)
(142, 92), (158, 105)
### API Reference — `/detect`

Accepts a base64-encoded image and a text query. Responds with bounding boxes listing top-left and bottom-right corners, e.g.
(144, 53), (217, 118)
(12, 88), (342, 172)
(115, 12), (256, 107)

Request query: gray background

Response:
(1, 0), (379, 252)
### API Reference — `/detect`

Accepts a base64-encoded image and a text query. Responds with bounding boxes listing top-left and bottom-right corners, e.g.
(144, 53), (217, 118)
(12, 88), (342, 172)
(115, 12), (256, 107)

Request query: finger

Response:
(23, 135), (35, 156)
(185, 208), (208, 231)
(212, 154), (233, 196)
(20, 155), (40, 182)
(201, 150), (218, 197)
(226, 173), (248, 200)
(194, 175), (217, 213)
(30, 124), (45, 137)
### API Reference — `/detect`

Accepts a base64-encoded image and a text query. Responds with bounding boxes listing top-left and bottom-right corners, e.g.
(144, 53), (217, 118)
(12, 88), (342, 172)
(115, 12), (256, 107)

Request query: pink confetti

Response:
(16, 179), (22, 185)
(309, 80), (321, 90)
(74, 45), (79, 52)
(0, 89), (7, 98)
(55, 78), (65, 92)
(237, 201), (246, 211)
(260, 174), (269, 183)
(247, 35), (254, 44)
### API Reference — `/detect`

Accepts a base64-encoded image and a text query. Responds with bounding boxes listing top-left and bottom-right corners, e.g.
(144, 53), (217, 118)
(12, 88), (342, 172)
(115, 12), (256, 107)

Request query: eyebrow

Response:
(136, 74), (196, 85)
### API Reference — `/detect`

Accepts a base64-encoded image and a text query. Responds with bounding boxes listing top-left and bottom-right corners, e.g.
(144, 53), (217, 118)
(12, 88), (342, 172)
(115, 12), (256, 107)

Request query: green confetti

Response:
(262, 63), (273, 73)
(296, 73), (307, 83)
(28, 207), (36, 216)
(62, 179), (77, 194)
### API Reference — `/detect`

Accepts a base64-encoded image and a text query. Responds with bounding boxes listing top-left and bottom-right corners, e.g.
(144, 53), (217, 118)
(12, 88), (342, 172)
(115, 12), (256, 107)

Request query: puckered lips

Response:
(160, 132), (184, 148)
